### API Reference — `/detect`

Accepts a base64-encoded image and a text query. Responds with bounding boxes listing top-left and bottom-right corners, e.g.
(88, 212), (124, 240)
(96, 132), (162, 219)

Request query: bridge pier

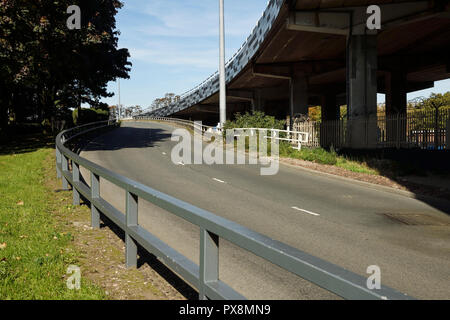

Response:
(385, 71), (407, 116)
(253, 89), (264, 112)
(289, 74), (309, 128)
(347, 34), (378, 149)
(385, 70), (407, 145)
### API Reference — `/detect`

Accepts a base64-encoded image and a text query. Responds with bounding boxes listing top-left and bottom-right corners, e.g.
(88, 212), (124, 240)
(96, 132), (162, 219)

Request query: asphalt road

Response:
(80, 121), (450, 300)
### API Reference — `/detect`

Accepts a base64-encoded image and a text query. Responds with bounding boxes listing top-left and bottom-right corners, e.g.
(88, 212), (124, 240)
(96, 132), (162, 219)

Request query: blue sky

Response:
(102, 0), (449, 109)
(103, 0), (269, 109)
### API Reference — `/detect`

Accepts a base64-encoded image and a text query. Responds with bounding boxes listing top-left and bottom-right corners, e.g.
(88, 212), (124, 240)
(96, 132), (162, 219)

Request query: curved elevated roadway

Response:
(143, 0), (450, 132)
(80, 122), (450, 299)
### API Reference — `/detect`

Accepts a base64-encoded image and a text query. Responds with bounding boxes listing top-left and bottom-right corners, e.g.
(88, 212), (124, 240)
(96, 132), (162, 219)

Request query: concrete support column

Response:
(385, 71), (407, 115)
(385, 71), (407, 146)
(347, 34), (378, 148)
(253, 89), (264, 112)
(289, 74), (308, 128)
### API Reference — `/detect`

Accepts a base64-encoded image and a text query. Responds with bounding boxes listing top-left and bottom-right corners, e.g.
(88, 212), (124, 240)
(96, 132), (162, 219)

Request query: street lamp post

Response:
(219, 0), (226, 127)
(118, 78), (121, 120)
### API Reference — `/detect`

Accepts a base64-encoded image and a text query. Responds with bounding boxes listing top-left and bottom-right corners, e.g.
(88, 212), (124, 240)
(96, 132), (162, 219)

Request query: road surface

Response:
(80, 121), (450, 299)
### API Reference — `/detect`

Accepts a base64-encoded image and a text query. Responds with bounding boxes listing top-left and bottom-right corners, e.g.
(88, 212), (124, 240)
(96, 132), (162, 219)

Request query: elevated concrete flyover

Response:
(142, 0), (450, 148)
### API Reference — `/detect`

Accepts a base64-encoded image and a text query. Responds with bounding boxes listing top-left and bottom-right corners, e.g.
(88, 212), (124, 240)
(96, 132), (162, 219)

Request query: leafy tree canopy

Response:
(0, 0), (131, 131)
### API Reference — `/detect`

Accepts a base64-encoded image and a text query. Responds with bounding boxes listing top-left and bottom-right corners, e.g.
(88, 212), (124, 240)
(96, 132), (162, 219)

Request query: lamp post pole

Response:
(219, 0), (226, 127)
(118, 79), (122, 120)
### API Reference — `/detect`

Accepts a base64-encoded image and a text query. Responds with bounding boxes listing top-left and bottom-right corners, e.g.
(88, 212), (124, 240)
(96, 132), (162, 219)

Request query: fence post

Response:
(91, 172), (100, 229)
(415, 130), (419, 148)
(199, 229), (219, 300)
(435, 107), (439, 150)
(72, 162), (80, 206)
(447, 118), (450, 150)
(61, 154), (69, 190)
(396, 113), (400, 149)
(125, 191), (138, 268)
(56, 147), (61, 179)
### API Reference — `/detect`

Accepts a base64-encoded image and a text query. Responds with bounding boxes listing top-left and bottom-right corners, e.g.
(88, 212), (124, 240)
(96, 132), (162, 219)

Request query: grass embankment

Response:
(279, 142), (379, 175)
(227, 137), (379, 175)
(223, 112), (380, 175)
(0, 135), (105, 299)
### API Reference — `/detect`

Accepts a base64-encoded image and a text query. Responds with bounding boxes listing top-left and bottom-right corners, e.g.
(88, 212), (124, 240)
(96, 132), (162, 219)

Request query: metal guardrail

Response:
(135, 116), (311, 150)
(233, 128), (310, 150)
(55, 120), (415, 300)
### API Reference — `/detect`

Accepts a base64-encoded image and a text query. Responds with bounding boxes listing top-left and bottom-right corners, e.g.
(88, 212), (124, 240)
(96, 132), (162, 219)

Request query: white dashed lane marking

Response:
(213, 178), (226, 184)
(291, 206), (320, 216)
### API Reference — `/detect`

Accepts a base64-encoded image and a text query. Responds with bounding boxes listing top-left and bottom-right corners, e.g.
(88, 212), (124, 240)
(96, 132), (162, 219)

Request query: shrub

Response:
(223, 111), (285, 131)
(72, 108), (109, 126)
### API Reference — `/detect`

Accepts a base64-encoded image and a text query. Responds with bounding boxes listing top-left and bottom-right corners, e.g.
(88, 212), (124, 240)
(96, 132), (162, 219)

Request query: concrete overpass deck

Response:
(143, 0), (450, 148)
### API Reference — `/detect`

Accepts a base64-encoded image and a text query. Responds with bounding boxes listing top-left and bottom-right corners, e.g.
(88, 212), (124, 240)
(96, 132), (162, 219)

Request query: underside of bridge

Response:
(167, 0), (450, 148)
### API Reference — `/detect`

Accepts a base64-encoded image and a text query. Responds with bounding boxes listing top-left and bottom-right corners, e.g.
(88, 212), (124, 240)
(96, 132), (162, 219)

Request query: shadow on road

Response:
(81, 122), (450, 217)
(337, 148), (450, 216)
(81, 126), (172, 152)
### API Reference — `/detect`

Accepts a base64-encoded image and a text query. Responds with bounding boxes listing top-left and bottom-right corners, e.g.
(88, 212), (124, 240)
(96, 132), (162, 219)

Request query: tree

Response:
(133, 105), (143, 115)
(308, 106), (321, 122)
(409, 92), (450, 148)
(0, 0), (131, 132)
(150, 93), (180, 111)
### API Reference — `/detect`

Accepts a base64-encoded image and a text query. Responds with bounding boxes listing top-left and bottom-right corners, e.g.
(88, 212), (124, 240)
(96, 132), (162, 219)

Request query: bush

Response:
(223, 111), (285, 131)
(222, 111), (287, 151)
(72, 108), (109, 126)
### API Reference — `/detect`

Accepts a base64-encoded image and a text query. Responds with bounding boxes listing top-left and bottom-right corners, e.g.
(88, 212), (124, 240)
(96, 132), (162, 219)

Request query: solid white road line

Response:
(213, 178), (226, 184)
(291, 206), (320, 216)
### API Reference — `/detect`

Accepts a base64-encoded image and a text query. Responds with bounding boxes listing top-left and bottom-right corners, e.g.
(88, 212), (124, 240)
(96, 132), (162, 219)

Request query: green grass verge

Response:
(335, 157), (379, 175)
(279, 142), (379, 175)
(0, 135), (105, 299)
(225, 137), (379, 175)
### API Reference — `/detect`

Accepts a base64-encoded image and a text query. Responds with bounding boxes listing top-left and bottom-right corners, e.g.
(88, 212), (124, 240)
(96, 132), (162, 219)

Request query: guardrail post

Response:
(56, 147), (62, 179)
(91, 172), (100, 229)
(72, 162), (80, 206)
(199, 229), (219, 300)
(61, 154), (69, 190)
(126, 191), (138, 268)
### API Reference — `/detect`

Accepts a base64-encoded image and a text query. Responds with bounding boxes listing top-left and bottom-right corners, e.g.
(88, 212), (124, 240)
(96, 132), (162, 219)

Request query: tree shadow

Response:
(70, 125), (172, 154)
(0, 133), (54, 156)
(81, 123), (450, 217)
(69, 124), (199, 299)
(337, 147), (450, 215)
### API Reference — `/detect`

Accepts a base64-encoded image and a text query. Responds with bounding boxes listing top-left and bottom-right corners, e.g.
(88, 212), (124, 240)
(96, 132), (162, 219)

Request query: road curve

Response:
(80, 121), (450, 300)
